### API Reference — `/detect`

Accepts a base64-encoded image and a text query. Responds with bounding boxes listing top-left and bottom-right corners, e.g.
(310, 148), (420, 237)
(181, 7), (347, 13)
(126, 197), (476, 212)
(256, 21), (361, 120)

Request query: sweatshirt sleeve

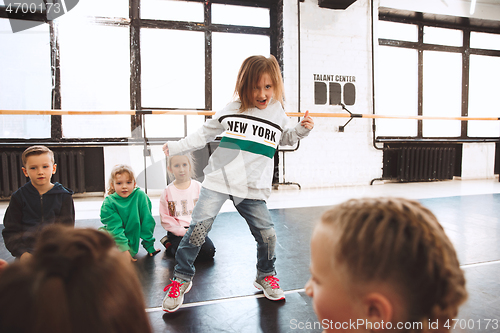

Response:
(159, 188), (187, 237)
(167, 113), (225, 156)
(56, 194), (75, 227)
(100, 197), (130, 253)
(279, 116), (311, 147)
(2, 194), (28, 258)
(138, 191), (157, 254)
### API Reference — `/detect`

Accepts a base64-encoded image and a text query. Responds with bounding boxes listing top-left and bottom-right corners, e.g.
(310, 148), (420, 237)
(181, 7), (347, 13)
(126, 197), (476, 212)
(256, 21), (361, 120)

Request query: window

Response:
(376, 46), (418, 137)
(422, 50), (462, 137)
(377, 11), (500, 141)
(0, 19), (51, 139)
(141, 1), (276, 141)
(0, 0), (281, 143)
(58, 21), (131, 138)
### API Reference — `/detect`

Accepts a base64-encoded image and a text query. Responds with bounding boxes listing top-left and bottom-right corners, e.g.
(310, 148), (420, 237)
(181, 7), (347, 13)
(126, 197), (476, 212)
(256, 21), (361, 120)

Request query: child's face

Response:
(22, 153), (56, 190)
(305, 223), (364, 332)
(113, 172), (136, 198)
(253, 72), (274, 110)
(168, 155), (191, 183)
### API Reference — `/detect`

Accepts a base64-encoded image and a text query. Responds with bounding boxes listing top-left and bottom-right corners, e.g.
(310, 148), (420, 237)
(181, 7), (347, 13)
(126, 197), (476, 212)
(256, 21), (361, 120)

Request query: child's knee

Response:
(189, 219), (214, 247)
(260, 228), (276, 244)
(260, 228), (276, 260)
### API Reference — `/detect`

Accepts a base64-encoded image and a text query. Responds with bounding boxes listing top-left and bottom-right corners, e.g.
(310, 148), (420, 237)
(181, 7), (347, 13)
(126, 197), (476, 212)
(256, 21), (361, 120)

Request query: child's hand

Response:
(149, 249), (161, 257)
(162, 143), (169, 157)
(301, 110), (314, 130)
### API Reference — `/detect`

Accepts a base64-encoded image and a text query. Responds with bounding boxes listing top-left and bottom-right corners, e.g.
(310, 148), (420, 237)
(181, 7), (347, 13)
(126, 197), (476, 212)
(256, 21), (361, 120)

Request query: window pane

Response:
(212, 4), (270, 28)
(422, 51), (462, 137)
(141, 29), (205, 109)
(378, 20), (418, 42)
(212, 33), (270, 111)
(470, 31), (500, 51)
(468, 55), (500, 137)
(143, 113), (206, 138)
(58, 22), (131, 138)
(144, 114), (185, 138)
(424, 26), (462, 47)
(375, 46), (418, 137)
(68, 0), (129, 18)
(141, 0), (203, 22)
(187, 115), (206, 135)
(0, 19), (51, 138)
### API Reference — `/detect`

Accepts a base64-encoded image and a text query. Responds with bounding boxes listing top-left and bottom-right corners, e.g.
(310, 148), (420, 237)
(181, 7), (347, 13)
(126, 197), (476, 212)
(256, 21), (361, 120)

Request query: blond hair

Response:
(166, 153), (196, 180)
(107, 164), (136, 195)
(234, 55), (284, 112)
(320, 197), (467, 333)
(22, 145), (55, 166)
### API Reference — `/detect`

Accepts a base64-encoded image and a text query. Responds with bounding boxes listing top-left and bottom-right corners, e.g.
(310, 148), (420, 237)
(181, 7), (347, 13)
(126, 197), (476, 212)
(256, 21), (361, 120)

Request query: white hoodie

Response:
(167, 100), (310, 200)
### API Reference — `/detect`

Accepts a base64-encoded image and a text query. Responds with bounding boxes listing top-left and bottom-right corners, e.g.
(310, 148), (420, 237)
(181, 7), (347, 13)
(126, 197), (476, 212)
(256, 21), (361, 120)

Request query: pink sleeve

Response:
(159, 188), (187, 237)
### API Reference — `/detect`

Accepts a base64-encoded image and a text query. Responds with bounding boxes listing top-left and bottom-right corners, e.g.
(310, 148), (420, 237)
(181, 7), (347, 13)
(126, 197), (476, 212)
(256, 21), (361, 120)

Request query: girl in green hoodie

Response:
(100, 164), (160, 261)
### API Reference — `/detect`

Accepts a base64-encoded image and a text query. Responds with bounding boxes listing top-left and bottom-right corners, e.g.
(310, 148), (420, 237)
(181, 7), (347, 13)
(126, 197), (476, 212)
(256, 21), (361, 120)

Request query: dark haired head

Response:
(0, 225), (152, 333)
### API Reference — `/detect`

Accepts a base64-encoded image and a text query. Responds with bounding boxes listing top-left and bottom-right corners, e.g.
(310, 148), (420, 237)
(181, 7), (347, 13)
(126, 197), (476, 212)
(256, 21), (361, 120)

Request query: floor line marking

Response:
(148, 260), (500, 313)
(146, 288), (306, 313)
(460, 259), (500, 268)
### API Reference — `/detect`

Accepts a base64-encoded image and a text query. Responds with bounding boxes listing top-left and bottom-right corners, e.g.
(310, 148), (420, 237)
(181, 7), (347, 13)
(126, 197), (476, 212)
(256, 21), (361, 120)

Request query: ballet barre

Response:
(1, 109), (499, 121)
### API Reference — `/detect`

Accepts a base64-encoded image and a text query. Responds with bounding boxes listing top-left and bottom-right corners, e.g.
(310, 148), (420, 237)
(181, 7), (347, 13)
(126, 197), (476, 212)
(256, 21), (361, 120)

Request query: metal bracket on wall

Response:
(338, 103), (362, 132)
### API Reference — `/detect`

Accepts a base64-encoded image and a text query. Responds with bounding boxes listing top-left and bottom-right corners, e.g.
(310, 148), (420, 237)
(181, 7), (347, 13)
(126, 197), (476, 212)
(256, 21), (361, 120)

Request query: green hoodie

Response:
(100, 187), (156, 257)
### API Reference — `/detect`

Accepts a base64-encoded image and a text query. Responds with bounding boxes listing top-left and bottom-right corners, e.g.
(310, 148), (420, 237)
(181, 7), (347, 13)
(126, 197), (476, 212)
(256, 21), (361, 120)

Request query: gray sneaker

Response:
(253, 275), (285, 301)
(162, 278), (192, 313)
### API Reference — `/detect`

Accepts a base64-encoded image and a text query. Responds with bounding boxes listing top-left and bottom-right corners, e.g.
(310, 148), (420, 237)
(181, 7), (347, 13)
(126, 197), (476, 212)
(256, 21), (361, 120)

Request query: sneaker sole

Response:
(253, 281), (285, 301)
(163, 281), (193, 313)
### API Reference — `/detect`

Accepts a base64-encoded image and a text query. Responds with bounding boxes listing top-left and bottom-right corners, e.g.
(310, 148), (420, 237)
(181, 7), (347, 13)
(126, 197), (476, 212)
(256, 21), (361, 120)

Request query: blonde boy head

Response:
(306, 197), (467, 333)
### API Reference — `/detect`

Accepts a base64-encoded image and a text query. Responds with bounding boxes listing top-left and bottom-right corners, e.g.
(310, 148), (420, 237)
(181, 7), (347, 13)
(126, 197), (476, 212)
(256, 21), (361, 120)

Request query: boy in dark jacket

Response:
(2, 146), (75, 261)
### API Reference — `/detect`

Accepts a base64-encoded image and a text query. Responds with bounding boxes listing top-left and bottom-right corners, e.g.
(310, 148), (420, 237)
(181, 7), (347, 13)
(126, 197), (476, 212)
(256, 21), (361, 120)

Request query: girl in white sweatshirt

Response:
(162, 55), (314, 313)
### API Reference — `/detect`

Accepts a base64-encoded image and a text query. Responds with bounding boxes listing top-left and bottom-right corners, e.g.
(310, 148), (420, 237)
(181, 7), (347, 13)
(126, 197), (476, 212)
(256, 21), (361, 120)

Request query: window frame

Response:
(376, 8), (500, 143)
(0, 0), (283, 145)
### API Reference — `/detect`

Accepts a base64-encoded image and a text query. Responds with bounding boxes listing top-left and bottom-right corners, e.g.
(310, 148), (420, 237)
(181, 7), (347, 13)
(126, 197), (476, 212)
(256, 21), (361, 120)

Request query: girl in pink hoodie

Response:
(159, 153), (215, 261)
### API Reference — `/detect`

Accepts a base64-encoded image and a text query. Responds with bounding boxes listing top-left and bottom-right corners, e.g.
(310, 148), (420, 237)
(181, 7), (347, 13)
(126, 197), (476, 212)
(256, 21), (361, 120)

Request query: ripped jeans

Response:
(173, 187), (277, 282)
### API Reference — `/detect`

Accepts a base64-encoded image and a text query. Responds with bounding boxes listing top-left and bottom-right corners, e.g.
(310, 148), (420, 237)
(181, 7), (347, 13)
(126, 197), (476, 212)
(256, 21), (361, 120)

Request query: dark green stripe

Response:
(219, 136), (276, 158)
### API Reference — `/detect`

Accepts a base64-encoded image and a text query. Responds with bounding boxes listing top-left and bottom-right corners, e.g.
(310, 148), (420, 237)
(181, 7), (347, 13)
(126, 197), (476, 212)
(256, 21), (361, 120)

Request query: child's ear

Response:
(363, 293), (393, 331)
(52, 163), (57, 175)
(22, 167), (28, 178)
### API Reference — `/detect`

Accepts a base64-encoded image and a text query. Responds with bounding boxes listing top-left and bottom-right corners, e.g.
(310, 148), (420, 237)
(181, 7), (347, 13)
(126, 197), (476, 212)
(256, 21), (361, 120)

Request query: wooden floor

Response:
(1, 179), (500, 332)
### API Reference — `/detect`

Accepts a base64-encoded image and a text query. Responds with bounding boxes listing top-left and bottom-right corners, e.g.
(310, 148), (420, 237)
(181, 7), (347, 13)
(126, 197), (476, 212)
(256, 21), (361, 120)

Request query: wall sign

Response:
(314, 74), (356, 106)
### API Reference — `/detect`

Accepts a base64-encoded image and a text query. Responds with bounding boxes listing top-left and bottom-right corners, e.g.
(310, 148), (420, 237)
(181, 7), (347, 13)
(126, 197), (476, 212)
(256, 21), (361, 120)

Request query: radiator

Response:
(0, 149), (86, 199)
(398, 146), (456, 182)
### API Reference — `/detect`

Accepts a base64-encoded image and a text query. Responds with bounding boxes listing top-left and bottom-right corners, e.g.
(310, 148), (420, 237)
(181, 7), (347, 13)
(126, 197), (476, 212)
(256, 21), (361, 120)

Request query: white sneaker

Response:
(162, 278), (192, 313)
(253, 275), (285, 301)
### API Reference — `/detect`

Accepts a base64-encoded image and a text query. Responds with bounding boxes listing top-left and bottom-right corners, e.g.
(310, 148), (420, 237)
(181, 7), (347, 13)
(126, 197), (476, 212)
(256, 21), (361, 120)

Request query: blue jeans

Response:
(174, 187), (277, 282)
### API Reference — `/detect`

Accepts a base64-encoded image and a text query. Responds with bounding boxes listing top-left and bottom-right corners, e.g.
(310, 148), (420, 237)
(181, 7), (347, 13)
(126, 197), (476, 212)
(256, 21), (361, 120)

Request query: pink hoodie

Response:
(159, 180), (202, 236)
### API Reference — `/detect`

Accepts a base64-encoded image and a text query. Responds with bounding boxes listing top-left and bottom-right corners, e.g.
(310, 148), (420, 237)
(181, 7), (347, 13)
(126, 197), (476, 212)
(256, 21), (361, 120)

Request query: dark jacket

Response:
(2, 181), (75, 258)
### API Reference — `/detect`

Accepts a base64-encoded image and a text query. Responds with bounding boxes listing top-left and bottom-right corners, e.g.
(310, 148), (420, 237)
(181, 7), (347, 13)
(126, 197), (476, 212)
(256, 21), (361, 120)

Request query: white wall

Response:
(280, 0), (383, 188)
(462, 143), (496, 180)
